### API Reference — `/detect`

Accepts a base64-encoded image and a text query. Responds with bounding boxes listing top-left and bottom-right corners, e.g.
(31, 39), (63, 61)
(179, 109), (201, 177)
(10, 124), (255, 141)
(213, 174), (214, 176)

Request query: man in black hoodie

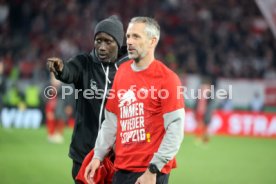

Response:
(47, 16), (128, 183)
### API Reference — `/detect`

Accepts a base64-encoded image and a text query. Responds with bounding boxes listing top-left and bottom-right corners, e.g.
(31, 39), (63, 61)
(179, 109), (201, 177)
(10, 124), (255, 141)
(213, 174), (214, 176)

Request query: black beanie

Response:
(94, 15), (124, 48)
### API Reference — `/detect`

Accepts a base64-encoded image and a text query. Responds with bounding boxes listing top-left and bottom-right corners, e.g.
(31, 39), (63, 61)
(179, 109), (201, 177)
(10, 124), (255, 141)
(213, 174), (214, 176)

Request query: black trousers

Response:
(72, 161), (82, 184)
(112, 170), (170, 184)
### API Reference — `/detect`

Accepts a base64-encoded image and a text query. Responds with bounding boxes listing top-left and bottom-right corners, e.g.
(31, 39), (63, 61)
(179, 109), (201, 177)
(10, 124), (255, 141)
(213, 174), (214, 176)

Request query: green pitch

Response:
(0, 127), (276, 184)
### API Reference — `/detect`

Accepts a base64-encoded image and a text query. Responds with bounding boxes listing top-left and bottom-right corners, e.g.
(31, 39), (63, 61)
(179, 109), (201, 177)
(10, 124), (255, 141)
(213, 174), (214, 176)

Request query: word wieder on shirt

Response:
(118, 89), (146, 144)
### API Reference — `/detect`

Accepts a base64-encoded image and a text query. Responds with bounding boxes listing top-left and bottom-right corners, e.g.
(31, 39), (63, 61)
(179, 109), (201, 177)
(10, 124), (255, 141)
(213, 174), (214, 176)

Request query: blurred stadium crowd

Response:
(1, 0), (276, 79)
(0, 0), (275, 111)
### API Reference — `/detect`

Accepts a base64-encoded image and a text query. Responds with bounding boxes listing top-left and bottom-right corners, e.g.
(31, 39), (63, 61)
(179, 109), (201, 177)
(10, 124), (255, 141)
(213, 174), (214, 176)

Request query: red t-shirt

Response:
(106, 60), (184, 173)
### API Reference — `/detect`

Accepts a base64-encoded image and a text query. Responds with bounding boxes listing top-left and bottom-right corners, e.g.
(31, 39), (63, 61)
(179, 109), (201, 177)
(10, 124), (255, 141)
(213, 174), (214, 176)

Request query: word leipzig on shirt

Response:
(118, 89), (147, 144)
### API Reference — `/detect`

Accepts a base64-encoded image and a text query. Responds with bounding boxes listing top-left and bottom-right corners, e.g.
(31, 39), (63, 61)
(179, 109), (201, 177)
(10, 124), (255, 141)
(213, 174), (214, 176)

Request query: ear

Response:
(150, 37), (157, 48)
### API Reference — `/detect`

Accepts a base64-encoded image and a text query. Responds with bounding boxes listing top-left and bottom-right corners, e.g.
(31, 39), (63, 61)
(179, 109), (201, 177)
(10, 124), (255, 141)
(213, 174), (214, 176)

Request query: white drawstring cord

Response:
(98, 60), (121, 131)
(101, 63), (111, 83)
(98, 64), (110, 131)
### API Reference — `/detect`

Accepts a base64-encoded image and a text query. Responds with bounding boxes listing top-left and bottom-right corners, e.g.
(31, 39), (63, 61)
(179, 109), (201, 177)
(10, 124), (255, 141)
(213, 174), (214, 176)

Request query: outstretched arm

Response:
(47, 55), (84, 84)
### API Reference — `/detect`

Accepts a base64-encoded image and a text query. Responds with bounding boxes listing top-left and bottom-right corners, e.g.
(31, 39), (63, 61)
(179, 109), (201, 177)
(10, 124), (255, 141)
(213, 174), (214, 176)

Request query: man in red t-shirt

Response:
(85, 17), (185, 184)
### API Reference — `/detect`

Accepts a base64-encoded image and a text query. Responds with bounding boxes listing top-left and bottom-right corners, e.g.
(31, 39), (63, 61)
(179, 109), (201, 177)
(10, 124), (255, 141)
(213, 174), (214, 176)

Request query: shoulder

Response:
(117, 59), (133, 71)
(73, 52), (92, 62)
(66, 52), (91, 64)
(155, 60), (179, 81)
(66, 53), (93, 70)
(116, 55), (129, 67)
(113, 60), (133, 82)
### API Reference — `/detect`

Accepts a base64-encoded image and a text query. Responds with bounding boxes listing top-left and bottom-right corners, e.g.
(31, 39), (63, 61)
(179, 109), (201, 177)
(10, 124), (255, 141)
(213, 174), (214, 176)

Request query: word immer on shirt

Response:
(119, 102), (146, 144)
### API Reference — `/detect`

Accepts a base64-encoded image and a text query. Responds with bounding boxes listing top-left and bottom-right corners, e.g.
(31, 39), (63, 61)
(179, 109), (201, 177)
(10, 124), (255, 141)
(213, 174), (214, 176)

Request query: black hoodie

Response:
(56, 48), (128, 164)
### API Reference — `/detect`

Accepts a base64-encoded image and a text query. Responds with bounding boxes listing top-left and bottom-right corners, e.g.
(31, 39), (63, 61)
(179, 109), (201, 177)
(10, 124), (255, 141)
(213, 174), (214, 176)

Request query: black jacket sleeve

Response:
(56, 55), (85, 84)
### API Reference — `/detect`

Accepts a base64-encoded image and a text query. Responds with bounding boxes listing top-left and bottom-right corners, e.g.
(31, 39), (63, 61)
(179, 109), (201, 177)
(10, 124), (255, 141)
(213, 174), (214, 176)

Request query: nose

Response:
(99, 42), (107, 51)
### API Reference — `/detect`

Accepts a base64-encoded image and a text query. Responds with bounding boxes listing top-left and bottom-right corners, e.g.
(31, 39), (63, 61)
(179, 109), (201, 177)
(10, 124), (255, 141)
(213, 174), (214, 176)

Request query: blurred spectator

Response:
(194, 77), (216, 144)
(249, 91), (264, 112)
(64, 91), (75, 128)
(3, 81), (24, 108)
(0, 0), (275, 80)
(218, 92), (234, 112)
(0, 0), (9, 25)
(45, 74), (65, 144)
(24, 80), (41, 108)
(0, 60), (5, 110)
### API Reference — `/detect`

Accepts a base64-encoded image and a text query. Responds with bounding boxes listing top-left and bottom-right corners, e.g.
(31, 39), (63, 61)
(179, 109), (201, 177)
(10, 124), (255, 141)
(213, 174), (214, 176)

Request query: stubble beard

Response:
(131, 51), (147, 64)
(131, 54), (141, 63)
(128, 51), (140, 63)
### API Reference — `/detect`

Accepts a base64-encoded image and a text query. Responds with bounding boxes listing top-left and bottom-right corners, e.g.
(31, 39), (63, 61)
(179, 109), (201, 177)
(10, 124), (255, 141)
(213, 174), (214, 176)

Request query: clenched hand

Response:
(47, 57), (64, 75)
(84, 158), (101, 184)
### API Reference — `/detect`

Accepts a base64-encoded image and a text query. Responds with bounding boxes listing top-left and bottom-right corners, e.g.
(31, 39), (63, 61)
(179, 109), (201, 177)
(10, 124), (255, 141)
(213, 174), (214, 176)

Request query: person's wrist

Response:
(93, 155), (104, 162)
(145, 168), (157, 176)
(148, 163), (159, 174)
(57, 63), (64, 74)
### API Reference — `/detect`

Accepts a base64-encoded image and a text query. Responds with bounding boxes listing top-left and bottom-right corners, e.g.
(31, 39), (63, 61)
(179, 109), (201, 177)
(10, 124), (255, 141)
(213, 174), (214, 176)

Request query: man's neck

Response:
(134, 54), (155, 68)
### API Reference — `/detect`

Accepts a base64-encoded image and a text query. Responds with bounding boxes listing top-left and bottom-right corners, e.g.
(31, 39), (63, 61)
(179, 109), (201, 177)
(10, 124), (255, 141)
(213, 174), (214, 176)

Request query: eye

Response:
(133, 34), (140, 39)
(96, 39), (101, 44)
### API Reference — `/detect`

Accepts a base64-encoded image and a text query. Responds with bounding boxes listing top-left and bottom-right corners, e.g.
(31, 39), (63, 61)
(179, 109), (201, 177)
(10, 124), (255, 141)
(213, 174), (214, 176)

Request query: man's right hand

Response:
(47, 57), (64, 75)
(84, 158), (101, 184)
